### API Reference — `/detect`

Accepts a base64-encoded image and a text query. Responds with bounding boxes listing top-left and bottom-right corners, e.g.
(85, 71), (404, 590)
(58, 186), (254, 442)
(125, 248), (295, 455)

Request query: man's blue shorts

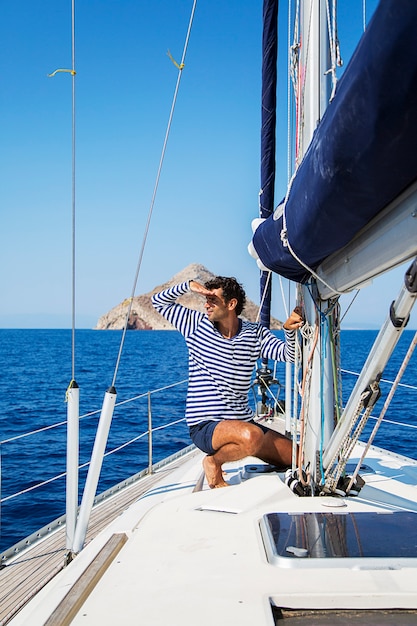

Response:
(189, 419), (271, 455)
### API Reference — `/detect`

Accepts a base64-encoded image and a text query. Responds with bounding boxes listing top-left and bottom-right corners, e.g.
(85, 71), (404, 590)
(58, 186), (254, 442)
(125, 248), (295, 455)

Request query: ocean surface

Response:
(1, 328), (417, 552)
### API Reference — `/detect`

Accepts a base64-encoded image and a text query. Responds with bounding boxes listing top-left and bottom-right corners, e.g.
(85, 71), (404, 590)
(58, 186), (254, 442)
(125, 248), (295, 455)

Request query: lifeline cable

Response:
(346, 329), (417, 493)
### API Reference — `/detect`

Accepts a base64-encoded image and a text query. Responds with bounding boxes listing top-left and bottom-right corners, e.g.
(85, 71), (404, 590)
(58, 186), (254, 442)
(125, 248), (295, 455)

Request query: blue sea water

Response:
(1, 328), (417, 552)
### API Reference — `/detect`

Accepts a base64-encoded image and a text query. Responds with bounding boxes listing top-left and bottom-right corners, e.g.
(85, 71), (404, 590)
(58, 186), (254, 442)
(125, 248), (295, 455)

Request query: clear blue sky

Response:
(2, 0), (410, 330)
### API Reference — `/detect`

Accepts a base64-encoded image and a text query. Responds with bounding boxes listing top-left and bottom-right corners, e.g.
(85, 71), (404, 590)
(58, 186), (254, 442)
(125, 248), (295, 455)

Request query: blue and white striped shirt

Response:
(152, 281), (295, 427)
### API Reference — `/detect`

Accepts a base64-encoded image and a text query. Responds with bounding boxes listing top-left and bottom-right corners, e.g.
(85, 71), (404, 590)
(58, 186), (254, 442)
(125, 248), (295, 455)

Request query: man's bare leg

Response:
(203, 421), (264, 488)
(203, 421), (294, 488)
(255, 429), (293, 467)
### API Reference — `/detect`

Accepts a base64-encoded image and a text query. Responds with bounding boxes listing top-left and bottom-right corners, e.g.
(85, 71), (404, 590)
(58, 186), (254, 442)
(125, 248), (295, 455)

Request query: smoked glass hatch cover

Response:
(261, 511), (417, 567)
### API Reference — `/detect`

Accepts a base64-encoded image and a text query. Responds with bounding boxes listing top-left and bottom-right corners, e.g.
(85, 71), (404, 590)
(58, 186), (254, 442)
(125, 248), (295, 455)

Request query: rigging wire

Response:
(71, 0), (76, 381)
(68, 5), (197, 554)
(3, 382), (417, 506)
(256, 271), (272, 323)
(0, 379), (188, 446)
(325, 0), (338, 100)
(1, 416), (188, 504)
(339, 289), (360, 323)
(278, 275), (290, 319)
(110, 0), (197, 389)
(346, 330), (417, 492)
(48, 4), (77, 380)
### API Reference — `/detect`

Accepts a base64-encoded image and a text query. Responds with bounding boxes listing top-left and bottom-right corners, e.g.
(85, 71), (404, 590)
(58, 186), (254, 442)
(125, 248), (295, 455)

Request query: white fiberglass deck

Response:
(8, 443), (417, 625)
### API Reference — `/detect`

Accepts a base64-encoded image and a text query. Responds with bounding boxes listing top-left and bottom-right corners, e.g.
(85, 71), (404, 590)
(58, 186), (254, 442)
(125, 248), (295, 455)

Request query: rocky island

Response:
(95, 263), (283, 330)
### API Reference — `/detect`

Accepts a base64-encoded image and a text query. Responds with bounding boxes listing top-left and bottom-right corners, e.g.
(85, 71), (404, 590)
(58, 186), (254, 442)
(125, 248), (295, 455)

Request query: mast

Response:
(296, 0), (335, 485)
(250, 0), (417, 489)
(297, 0), (331, 157)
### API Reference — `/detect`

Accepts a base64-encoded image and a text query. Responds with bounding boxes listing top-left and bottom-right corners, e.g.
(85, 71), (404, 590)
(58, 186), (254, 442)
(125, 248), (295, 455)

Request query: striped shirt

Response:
(152, 281), (295, 427)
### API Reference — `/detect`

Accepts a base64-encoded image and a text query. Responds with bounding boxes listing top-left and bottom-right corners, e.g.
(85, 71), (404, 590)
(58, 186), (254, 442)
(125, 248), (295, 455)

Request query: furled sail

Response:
(252, 0), (417, 283)
(258, 0), (278, 328)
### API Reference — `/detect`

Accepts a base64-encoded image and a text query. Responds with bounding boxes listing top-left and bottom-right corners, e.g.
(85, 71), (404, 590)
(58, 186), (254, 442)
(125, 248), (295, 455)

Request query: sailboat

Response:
(2, 0), (417, 623)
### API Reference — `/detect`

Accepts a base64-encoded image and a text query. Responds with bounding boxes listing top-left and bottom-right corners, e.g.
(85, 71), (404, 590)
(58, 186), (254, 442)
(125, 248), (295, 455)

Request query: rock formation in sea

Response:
(95, 263), (283, 330)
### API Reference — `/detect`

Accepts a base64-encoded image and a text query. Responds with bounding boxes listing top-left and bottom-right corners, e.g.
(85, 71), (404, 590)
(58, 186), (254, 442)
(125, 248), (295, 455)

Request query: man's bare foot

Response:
(203, 455), (229, 488)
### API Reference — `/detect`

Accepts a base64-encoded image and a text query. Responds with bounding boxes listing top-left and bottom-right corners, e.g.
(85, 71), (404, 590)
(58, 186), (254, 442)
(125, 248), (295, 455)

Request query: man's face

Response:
(204, 288), (229, 322)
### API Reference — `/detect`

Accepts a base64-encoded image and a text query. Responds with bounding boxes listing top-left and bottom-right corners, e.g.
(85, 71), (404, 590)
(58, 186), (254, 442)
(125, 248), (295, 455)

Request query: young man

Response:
(152, 276), (303, 488)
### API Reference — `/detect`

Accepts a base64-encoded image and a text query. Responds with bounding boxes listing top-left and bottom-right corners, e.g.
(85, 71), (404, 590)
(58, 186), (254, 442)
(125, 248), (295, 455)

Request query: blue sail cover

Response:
(259, 0), (278, 328)
(252, 0), (417, 283)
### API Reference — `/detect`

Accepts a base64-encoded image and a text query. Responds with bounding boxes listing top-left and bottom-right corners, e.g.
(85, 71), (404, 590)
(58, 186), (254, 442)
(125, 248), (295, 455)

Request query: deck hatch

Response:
(261, 511), (417, 569)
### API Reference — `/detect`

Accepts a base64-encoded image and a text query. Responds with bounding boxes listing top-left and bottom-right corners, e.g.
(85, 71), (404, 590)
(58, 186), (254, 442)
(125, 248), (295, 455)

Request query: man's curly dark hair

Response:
(204, 276), (246, 316)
